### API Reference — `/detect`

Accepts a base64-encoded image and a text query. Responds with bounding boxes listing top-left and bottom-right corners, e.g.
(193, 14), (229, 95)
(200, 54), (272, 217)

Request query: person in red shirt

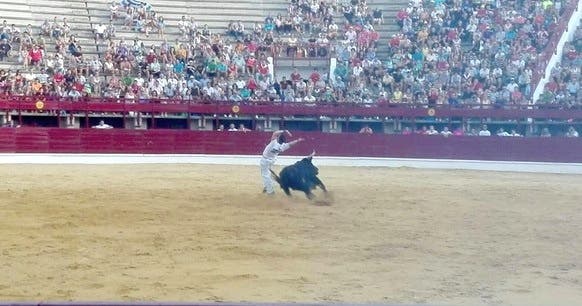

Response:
(145, 50), (157, 64)
(309, 68), (320, 83)
(247, 76), (257, 93)
(28, 45), (43, 67)
(257, 60), (270, 80)
(389, 35), (400, 48)
(396, 9), (408, 28)
(245, 55), (256, 75)
(290, 67), (302, 84)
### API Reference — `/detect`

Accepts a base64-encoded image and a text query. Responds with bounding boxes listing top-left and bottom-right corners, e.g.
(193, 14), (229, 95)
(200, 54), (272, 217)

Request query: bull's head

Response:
(301, 150), (319, 175)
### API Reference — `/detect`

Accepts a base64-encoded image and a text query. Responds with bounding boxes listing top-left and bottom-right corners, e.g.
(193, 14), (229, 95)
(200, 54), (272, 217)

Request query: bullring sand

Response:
(0, 164), (581, 306)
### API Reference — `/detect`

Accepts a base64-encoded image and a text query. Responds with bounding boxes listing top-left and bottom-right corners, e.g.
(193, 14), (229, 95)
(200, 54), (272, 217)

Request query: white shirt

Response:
(93, 123), (113, 129)
(95, 24), (107, 34)
(479, 130), (491, 136)
(262, 139), (290, 162)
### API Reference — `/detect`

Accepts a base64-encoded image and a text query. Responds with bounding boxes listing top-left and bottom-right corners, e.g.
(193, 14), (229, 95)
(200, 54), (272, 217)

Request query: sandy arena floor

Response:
(0, 164), (581, 306)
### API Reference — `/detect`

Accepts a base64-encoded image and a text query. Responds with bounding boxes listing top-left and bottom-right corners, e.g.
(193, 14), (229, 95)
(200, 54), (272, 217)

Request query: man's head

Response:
(277, 133), (286, 144)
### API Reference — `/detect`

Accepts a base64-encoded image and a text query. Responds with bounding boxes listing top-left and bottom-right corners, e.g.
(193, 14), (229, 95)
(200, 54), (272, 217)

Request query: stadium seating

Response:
(0, 0), (579, 138)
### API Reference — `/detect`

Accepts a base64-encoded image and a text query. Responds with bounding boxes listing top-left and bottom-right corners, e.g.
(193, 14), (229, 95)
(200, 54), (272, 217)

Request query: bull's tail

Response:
(270, 169), (281, 185)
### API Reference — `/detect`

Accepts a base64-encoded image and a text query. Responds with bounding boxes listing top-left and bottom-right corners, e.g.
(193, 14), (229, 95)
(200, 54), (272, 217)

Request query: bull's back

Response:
(279, 167), (303, 189)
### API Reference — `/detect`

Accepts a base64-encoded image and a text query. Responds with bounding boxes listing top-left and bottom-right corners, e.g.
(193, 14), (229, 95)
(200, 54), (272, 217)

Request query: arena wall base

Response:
(0, 154), (581, 174)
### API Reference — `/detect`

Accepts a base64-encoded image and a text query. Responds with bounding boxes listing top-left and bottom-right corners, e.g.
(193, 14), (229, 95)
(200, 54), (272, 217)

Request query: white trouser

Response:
(260, 157), (275, 194)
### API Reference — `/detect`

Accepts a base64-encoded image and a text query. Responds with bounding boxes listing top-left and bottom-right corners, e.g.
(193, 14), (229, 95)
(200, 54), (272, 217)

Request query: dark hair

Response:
(278, 134), (286, 144)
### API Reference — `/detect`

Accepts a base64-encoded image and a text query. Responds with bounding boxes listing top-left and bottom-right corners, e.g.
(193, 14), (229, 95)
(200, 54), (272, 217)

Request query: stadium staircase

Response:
(0, 0), (410, 71)
(0, 0), (96, 69)
(367, 0), (408, 59)
(84, 0), (288, 52)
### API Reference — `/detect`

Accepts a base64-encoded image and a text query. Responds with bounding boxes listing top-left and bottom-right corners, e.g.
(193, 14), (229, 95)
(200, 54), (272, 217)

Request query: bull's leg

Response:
(312, 177), (327, 193)
(301, 183), (316, 200)
(282, 186), (292, 197)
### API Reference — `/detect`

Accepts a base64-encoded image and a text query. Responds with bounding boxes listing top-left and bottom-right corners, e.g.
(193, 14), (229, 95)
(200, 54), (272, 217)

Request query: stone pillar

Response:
(61, 114), (80, 128)
(0, 113), (8, 126)
(269, 118), (280, 131)
(126, 112), (147, 130)
(327, 118), (342, 133)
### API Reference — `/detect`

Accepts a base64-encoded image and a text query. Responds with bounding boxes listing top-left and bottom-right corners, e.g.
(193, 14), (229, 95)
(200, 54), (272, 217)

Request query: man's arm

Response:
(287, 137), (304, 147)
(270, 129), (292, 141)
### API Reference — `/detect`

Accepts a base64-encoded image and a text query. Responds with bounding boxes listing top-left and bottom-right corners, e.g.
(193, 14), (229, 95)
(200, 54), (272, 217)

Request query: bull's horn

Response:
(308, 150), (316, 157)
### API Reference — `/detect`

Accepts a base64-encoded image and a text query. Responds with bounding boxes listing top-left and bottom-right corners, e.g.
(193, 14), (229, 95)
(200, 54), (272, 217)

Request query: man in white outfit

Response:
(260, 130), (304, 195)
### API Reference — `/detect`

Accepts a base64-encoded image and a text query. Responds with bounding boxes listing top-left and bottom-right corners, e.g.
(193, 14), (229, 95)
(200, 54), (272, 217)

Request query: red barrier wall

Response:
(1, 128), (582, 163)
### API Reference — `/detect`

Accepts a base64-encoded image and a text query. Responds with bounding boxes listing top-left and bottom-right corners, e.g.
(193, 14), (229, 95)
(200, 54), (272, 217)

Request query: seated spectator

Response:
(453, 127), (465, 136)
(40, 18), (51, 37)
(110, 1), (120, 20)
(227, 123), (238, 131)
(566, 126), (579, 137)
(497, 128), (511, 137)
(238, 123), (251, 132)
(441, 126), (453, 137)
(0, 38), (10, 61)
(540, 127), (552, 137)
(478, 125), (491, 136)
(92, 120), (113, 129)
(426, 125), (439, 135)
(401, 127), (413, 135)
(94, 23), (107, 41)
(359, 125), (373, 134)
(28, 45), (43, 67)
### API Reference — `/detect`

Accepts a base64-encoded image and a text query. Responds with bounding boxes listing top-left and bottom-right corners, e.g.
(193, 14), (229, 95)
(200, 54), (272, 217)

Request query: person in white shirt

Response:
(260, 130), (304, 195)
(440, 126), (453, 137)
(497, 128), (510, 136)
(92, 120), (113, 129)
(510, 129), (522, 137)
(426, 125), (439, 135)
(478, 125), (491, 136)
(303, 92), (316, 103)
(94, 23), (107, 40)
(566, 126), (579, 138)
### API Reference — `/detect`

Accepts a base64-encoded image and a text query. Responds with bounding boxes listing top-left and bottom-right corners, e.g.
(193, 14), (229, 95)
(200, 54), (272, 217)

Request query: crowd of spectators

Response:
(399, 123), (579, 137)
(376, 0), (576, 108)
(537, 25), (580, 108)
(0, 0), (578, 110)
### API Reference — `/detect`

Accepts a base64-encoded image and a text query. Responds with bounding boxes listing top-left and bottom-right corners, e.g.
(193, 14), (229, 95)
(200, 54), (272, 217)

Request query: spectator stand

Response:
(535, 24), (581, 109)
(532, 0), (581, 102)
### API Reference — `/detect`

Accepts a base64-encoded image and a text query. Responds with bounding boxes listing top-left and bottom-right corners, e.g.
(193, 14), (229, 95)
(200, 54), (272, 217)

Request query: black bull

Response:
(270, 156), (327, 199)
